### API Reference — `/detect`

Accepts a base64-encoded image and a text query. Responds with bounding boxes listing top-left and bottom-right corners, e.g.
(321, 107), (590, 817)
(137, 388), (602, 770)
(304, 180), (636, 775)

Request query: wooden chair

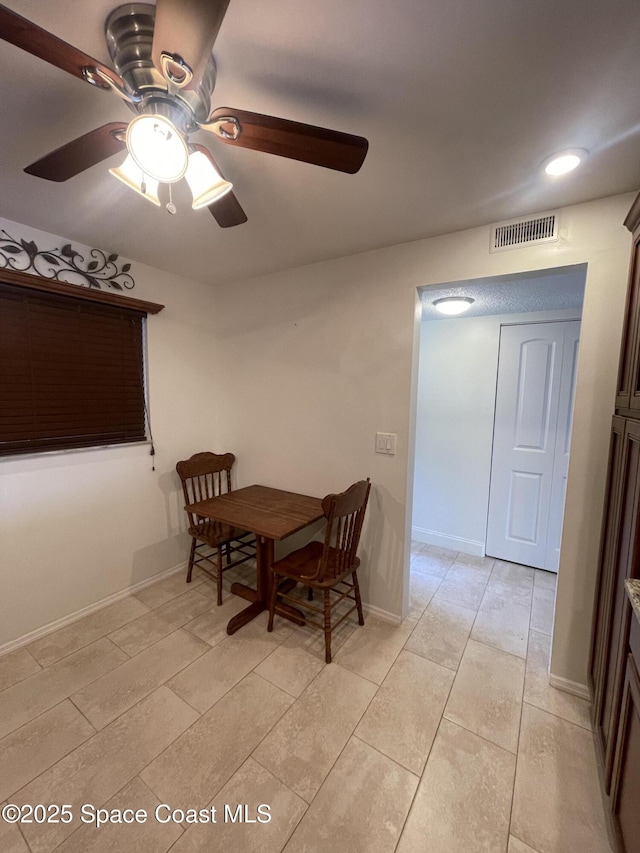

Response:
(267, 479), (371, 662)
(176, 452), (256, 605)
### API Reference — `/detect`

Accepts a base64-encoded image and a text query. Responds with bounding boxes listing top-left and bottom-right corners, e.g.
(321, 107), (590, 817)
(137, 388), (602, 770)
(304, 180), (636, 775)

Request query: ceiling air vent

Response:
(490, 211), (559, 253)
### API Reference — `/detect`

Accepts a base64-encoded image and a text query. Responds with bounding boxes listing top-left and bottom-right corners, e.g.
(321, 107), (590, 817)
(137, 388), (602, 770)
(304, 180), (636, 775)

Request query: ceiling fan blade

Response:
(0, 4), (124, 90)
(24, 123), (128, 182)
(207, 107), (369, 174)
(152, 0), (230, 91)
(190, 144), (247, 227)
(209, 190), (247, 227)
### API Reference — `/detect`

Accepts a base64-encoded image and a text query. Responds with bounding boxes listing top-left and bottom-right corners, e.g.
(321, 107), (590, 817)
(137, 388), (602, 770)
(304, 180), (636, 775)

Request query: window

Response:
(0, 271), (163, 456)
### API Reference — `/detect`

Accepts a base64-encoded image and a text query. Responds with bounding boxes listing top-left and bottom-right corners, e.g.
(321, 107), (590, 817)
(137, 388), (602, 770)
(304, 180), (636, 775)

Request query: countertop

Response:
(625, 579), (640, 623)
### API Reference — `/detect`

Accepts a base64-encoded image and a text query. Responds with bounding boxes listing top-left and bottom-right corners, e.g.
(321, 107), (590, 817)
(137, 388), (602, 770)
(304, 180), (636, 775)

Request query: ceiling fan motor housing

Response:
(105, 3), (217, 125)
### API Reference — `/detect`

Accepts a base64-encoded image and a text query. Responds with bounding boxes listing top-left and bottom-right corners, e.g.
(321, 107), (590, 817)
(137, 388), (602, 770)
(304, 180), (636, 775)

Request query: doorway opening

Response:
(407, 264), (586, 662)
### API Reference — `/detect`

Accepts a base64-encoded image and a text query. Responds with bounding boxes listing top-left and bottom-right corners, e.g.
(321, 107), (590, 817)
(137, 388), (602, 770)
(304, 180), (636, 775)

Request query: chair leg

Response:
(323, 589), (332, 663)
(353, 570), (365, 626)
(186, 539), (197, 583)
(216, 546), (223, 606)
(307, 587), (314, 601)
(267, 572), (279, 632)
(225, 541), (231, 566)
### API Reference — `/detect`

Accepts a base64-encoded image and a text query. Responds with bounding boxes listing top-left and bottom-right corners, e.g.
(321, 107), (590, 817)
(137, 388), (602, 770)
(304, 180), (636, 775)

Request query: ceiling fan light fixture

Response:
(126, 113), (189, 183)
(433, 296), (475, 315)
(5, 2), (370, 230)
(185, 150), (233, 210)
(109, 154), (161, 207)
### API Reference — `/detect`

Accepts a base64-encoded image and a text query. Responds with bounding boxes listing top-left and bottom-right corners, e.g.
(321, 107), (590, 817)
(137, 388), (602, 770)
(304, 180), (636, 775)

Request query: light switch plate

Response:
(376, 432), (397, 455)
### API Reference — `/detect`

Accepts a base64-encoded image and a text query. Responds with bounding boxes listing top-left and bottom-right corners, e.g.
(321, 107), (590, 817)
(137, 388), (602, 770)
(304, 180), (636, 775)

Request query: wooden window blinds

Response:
(0, 277), (161, 456)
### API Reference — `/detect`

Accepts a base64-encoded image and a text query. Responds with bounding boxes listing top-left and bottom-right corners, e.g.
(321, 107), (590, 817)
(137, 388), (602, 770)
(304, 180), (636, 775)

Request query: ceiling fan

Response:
(0, 0), (369, 227)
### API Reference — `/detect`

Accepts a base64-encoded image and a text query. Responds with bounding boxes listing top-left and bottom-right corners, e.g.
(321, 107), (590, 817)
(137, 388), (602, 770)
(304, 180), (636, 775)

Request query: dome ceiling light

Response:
(433, 296), (475, 316)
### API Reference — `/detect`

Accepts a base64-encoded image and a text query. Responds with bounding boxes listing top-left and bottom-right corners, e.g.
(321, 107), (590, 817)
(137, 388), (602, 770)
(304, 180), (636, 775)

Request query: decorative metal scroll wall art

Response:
(0, 229), (135, 291)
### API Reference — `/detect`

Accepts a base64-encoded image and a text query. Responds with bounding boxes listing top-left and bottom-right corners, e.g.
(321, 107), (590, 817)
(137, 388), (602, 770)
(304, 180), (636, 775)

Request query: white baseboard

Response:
(2, 561), (401, 657)
(548, 672), (591, 701)
(412, 526), (484, 558)
(0, 561), (188, 658)
(364, 603), (402, 625)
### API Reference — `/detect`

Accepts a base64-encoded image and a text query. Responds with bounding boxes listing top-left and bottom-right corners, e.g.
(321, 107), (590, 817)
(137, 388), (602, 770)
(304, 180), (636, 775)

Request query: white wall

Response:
(1, 191), (635, 690)
(413, 307), (581, 556)
(210, 192), (634, 687)
(0, 217), (219, 647)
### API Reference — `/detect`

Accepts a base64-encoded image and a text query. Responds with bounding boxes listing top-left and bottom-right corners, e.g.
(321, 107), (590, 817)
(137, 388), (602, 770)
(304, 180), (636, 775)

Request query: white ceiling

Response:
(420, 265), (586, 320)
(1, 0), (640, 286)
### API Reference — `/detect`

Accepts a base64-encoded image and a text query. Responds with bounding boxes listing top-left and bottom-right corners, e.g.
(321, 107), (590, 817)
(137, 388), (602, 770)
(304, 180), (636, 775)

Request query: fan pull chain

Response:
(166, 183), (177, 215)
(138, 164), (149, 198)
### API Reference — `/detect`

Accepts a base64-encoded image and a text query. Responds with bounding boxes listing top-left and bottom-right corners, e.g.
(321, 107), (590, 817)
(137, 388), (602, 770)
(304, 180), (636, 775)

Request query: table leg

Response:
(227, 535), (306, 634)
(227, 535), (272, 634)
(257, 535), (271, 601)
(228, 584), (257, 603)
(226, 600), (266, 634)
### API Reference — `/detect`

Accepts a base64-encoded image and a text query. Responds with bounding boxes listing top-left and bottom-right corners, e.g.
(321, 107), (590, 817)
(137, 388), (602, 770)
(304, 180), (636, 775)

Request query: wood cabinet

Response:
(591, 416), (625, 778)
(590, 191), (640, 852)
(616, 194), (640, 414)
(610, 617), (640, 851)
(591, 418), (640, 788)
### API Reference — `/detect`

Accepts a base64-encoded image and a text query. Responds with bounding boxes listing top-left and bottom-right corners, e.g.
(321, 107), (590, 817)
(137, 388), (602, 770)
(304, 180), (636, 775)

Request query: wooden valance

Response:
(0, 267), (164, 314)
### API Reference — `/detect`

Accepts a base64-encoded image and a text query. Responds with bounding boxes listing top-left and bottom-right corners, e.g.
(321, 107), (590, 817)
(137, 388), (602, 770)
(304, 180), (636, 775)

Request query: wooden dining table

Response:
(186, 484), (324, 635)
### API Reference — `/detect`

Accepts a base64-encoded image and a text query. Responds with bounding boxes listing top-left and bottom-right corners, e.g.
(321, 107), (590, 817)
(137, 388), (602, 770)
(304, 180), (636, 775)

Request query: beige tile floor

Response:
(0, 545), (613, 853)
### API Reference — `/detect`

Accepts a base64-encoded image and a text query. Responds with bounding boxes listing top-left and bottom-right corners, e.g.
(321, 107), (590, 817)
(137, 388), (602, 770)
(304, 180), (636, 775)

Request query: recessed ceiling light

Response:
(433, 296), (475, 315)
(542, 149), (588, 177)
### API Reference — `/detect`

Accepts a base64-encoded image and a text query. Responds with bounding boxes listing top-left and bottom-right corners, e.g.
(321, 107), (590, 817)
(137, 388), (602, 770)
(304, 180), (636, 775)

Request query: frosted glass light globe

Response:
(126, 114), (189, 183)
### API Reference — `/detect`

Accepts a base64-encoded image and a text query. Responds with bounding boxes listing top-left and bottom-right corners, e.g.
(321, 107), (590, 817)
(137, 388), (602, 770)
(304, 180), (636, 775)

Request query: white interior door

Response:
(485, 320), (580, 571)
